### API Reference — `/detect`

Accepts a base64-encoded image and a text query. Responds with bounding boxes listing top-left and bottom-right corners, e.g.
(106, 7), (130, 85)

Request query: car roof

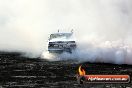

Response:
(50, 32), (72, 35)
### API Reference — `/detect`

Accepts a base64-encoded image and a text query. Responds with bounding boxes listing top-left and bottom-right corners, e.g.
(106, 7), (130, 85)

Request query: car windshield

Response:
(49, 33), (72, 40)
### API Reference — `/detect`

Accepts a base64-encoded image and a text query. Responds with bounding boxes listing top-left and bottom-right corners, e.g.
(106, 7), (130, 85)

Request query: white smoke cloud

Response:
(0, 0), (132, 64)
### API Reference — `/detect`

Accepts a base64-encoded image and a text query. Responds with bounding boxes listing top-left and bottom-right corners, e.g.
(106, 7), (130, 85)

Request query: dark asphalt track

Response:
(0, 52), (132, 88)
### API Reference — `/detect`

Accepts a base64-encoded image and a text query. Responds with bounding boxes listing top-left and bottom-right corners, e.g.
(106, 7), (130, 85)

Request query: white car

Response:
(47, 31), (76, 53)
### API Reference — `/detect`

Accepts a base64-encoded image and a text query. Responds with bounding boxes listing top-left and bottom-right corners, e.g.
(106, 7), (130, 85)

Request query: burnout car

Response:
(47, 31), (76, 53)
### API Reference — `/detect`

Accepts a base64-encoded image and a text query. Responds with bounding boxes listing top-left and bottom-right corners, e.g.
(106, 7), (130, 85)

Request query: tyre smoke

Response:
(0, 0), (132, 64)
(42, 39), (132, 64)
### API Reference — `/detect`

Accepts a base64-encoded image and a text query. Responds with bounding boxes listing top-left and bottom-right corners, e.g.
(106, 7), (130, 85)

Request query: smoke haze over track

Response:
(0, 0), (132, 64)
